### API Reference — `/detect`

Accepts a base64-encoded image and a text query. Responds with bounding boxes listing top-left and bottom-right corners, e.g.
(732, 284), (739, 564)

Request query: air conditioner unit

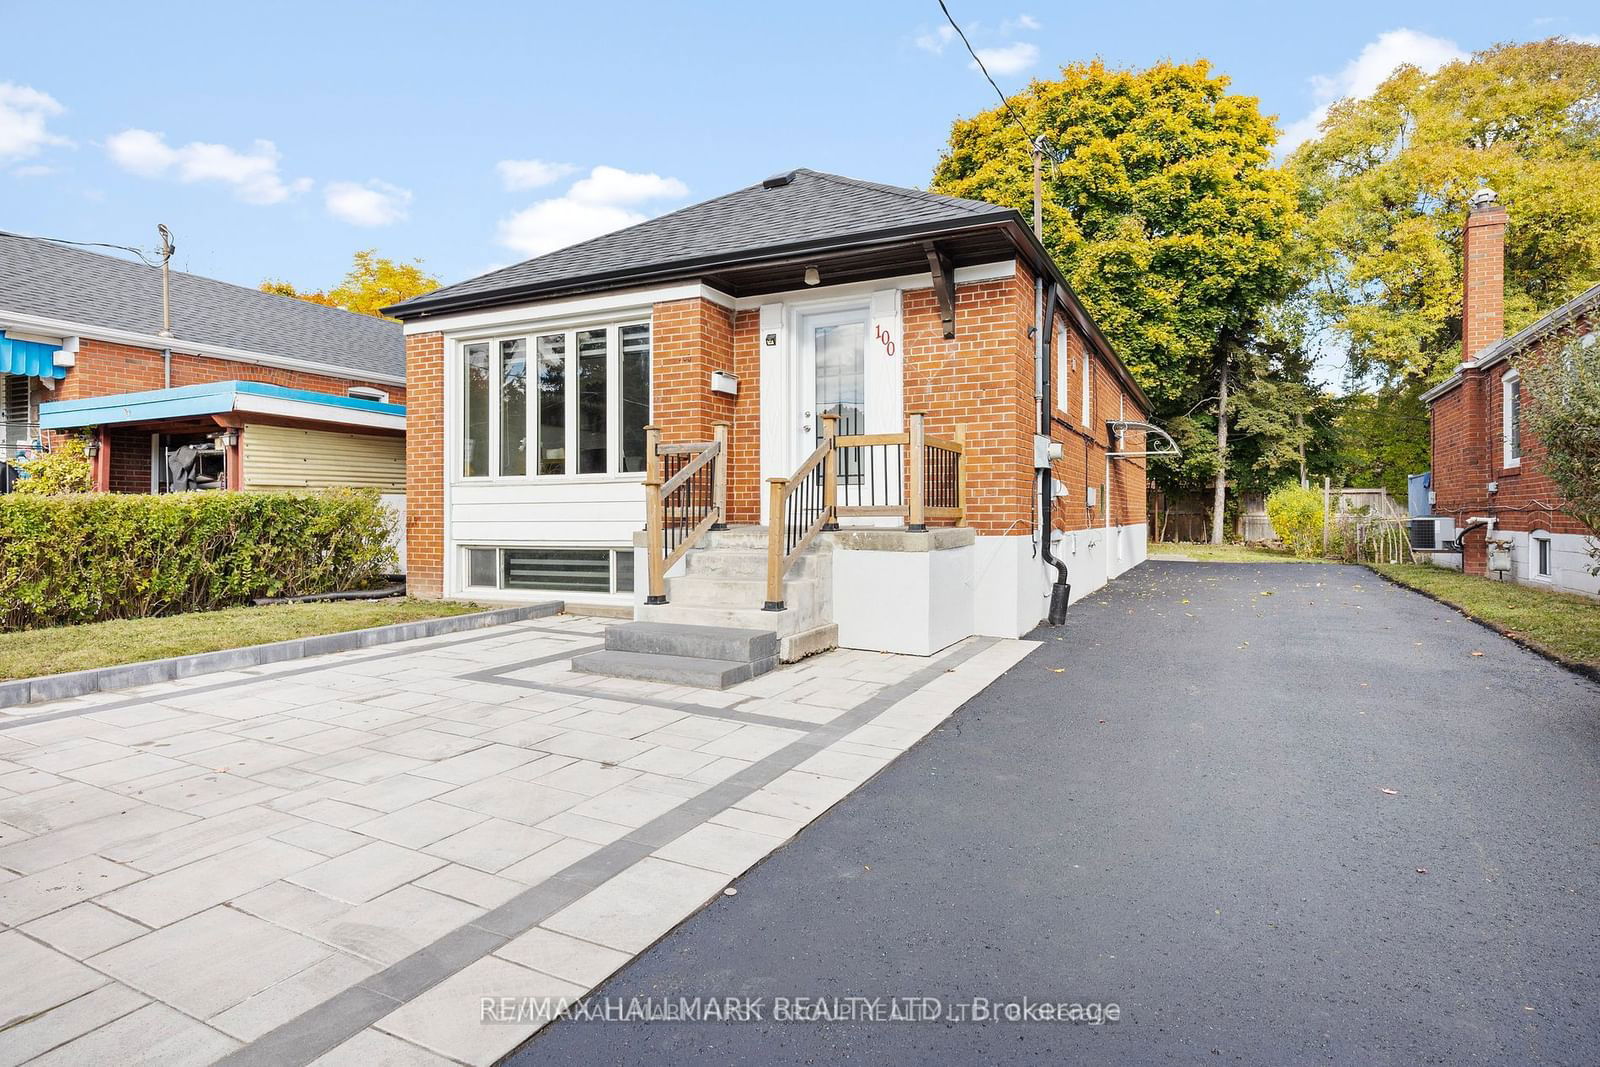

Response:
(1408, 516), (1457, 552)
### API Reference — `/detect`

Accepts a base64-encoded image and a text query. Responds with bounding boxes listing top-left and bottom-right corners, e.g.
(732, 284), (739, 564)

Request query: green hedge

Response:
(0, 489), (397, 632)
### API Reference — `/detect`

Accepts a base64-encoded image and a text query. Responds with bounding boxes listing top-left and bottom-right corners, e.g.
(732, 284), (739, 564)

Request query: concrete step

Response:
(683, 548), (829, 580)
(570, 649), (771, 690)
(700, 526), (830, 552)
(666, 573), (824, 611)
(636, 600), (823, 636)
(606, 621), (778, 663)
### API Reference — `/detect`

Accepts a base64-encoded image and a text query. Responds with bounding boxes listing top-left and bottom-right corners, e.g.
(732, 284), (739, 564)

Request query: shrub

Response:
(1266, 483), (1326, 558)
(11, 438), (93, 495)
(0, 489), (396, 631)
(1520, 336), (1600, 575)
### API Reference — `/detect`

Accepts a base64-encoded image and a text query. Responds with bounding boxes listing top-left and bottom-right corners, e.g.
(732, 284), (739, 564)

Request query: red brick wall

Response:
(650, 298), (736, 445)
(404, 332), (444, 597)
(53, 338), (404, 406)
(108, 427), (153, 493)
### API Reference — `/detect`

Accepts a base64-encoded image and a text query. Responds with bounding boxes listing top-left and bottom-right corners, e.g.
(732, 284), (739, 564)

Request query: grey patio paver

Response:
(20, 901), (151, 958)
(0, 613), (1033, 1065)
(373, 956), (583, 1065)
(287, 840), (446, 904)
(90, 906), (336, 1020)
(542, 857), (730, 953)
(423, 817), (562, 873)
(27, 1003), (240, 1067)
(494, 926), (632, 988)
(307, 1029), (455, 1066)
(0, 854), (146, 925)
(0, 930), (109, 1029)
(0, 982), (148, 1066)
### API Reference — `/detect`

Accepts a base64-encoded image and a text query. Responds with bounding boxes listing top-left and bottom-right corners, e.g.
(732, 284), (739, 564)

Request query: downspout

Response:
(162, 348), (171, 389)
(1038, 280), (1071, 623)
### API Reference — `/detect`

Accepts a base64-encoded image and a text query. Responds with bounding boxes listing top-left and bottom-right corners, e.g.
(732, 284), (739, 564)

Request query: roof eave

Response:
(382, 212), (1019, 321)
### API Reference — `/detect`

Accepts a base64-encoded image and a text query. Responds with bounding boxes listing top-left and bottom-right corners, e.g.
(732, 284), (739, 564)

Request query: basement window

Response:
(1531, 531), (1553, 581)
(463, 547), (634, 595)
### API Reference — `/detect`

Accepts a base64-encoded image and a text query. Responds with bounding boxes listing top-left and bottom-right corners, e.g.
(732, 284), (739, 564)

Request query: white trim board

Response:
(0, 307), (404, 387)
(406, 283), (735, 338)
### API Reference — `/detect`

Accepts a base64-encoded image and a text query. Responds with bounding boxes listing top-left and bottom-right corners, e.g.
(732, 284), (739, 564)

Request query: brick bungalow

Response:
(0, 233), (407, 529)
(1419, 190), (1599, 597)
(388, 169), (1163, 658)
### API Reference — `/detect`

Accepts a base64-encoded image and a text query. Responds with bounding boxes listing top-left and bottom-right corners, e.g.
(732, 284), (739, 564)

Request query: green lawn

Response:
(1369, 563), (1600, 670)
(1149, 542), (1307, 564)
(0, 598), (490, 682)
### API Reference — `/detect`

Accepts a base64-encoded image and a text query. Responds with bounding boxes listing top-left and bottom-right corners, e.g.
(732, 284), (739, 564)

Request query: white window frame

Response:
(1055, 323), (1071, 414)
(1081, 349), (1093, 427)
(1530, 530), (1554, 582)
(1502, 369), (1521, 468)
(453, 318), (650, 484)
(459, 545), (634, 595)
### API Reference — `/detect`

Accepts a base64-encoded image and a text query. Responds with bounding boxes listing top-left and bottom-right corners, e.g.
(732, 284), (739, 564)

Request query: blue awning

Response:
(0, 331), (68, 380)
(40, 380), (405, 431)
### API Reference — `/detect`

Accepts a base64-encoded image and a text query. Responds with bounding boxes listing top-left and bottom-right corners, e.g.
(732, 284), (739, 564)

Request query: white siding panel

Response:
(447, 479), (644, 549)
(243, 424), (405, 492)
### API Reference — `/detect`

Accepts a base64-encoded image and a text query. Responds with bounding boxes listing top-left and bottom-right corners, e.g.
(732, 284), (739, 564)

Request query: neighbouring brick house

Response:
(0, 232), (409, 560)
(1420, 190), (1599, 597)
(388, 169), (1159, 656)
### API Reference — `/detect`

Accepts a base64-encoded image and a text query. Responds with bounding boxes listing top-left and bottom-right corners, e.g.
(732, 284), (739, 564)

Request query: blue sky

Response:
(2, 0), (1596, 295)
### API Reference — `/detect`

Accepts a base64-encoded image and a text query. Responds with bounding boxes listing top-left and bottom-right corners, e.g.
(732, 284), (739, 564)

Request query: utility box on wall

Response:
(1487, 539), (1513, 574)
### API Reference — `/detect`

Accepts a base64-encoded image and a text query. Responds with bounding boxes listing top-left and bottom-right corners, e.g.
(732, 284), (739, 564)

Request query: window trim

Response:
(1502, 368), (1521, 469)
(1080, 350), (1093, 427)
(459, 545), (635, 595)
(454, 317), (650, 483)
(1530, 530), (1554, 582)
(1055, 323), (1071, 414)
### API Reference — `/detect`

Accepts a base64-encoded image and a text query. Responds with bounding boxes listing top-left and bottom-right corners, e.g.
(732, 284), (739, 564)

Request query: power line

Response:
(22, 233), (161, 267)
(936, 0), (1044, 149)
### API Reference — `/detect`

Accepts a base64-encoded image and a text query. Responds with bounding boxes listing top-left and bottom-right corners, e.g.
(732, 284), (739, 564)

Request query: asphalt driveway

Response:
(515, 560), (1600, 1066)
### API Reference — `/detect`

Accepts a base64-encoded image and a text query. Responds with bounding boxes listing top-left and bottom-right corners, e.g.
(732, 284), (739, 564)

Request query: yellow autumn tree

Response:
(262, 250), (439, 320)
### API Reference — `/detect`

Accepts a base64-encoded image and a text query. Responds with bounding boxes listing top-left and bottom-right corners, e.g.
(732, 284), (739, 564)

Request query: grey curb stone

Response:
(0, 601), (564, 710)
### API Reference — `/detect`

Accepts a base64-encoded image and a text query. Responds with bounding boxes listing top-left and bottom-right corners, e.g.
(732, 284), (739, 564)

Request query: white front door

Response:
(797, 307), (869, 463)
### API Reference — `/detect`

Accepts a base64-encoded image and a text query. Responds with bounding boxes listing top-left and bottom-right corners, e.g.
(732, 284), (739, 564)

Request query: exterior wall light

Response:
(804, 266), (821, 286)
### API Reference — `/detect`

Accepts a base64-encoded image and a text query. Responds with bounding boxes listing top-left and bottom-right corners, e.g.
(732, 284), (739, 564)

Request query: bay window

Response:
(459, 320), (650, 479)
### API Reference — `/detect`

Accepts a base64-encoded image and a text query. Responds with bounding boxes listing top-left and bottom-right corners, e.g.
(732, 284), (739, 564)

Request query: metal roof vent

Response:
(762, 170), (798, 190)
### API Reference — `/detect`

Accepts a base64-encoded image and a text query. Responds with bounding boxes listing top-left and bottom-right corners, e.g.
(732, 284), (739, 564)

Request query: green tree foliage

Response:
(1519, 334), (1600, 572)
(932, 59), (1302, 411)
(0, 489), (395, 631)
(262, 250), (440, 320)
(11, 438), (93, 495)
(1265, 483), (1326, 558)
(1327, 385), (1433, 499)
(1290, 39), (1600, 387)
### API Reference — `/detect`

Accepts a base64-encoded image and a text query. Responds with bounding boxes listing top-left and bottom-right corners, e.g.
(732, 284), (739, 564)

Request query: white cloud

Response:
(915, 24), (955, 55)
(497, 164), (688, 257)
(496, 158), (577, 191)
(568, 165), (687, 205)
(11, 163), (55, 178)
(1280, 29), (1466, 151)
(1001, 14), (1041, 32)
(1563, 33), (1600, 45)
(0, 83), (68, 162)
(105, 128), (311, 204)
(324, 179), (412, 226)
(970, 42), (1038, 77)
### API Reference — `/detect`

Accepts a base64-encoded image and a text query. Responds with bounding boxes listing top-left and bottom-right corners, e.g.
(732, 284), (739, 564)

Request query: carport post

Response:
(92, 427), (111, 492)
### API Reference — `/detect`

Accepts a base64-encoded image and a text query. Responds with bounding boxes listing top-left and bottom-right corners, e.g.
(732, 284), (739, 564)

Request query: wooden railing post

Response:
(643, 425), (667, 604)
(907, 411), (926, 532)
(954, 424), (968, 527)
(764, 478), (787, 611)
(821, 413), (839, 531)
(711, 421), (729, 530)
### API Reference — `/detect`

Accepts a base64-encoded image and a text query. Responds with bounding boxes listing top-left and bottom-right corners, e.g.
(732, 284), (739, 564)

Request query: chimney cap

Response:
(1470, 187), (1500, 210)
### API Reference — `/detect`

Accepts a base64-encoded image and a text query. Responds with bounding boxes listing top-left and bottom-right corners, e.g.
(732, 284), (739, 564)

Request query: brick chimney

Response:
(1461, 188), (1508, 364)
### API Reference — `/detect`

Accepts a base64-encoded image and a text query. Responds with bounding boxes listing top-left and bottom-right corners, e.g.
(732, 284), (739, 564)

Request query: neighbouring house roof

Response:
(0, 231), (405, 383)
(1422, 279), (1600, 404)
(39, 380), (405, 432)
(385, 167), (1151, 412)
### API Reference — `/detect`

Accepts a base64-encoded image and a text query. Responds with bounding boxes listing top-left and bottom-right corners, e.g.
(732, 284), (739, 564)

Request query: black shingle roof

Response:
(388, 169), (1016, 318)
(0, 231), (404, 380)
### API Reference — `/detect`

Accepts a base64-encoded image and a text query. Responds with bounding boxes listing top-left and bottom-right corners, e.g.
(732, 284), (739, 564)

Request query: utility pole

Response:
(1210, 354), (1230, 545)
(1031, 136), (1045, 240)
(1297, 411), (1308, 488)
(156, 224), (175, 338)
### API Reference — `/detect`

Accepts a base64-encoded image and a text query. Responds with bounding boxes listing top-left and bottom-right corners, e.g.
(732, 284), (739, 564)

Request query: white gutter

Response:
(0, 307), (405, 388)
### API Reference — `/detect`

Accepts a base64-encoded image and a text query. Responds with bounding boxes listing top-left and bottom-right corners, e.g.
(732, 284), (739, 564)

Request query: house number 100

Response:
(874, 324), (897, 357)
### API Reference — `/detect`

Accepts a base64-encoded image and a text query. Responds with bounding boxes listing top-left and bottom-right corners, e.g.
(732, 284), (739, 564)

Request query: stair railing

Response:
(644, 422), (728, 604)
